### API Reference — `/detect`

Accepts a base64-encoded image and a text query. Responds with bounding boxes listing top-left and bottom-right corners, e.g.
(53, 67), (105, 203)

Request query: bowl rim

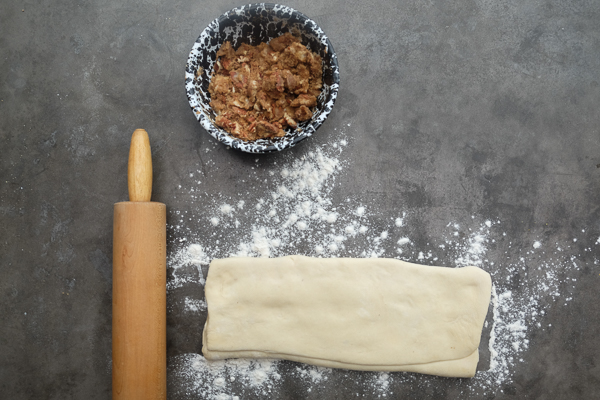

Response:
(185, 3), (340, 153)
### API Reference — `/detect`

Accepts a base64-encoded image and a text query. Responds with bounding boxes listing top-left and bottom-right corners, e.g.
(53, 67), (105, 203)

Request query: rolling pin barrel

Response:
(113, 129), (166, 400)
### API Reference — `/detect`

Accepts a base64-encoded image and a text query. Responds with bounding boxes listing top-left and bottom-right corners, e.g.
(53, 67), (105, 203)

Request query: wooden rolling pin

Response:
(113, 129), (166, 400)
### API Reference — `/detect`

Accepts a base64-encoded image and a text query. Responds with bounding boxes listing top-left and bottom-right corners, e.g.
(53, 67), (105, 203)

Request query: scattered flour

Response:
(395, 213), (406, 227)
(454, 229), (489, 267)
(220, 204), (233, 215)
(170, 354), (281, 399)
(397, 237), (410, 246)
(167, 135), (584, 399)
(184, 297), (207, 313)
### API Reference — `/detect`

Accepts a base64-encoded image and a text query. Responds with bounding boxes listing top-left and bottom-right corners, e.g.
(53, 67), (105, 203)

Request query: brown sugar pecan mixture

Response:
(208, 33), (323, 141)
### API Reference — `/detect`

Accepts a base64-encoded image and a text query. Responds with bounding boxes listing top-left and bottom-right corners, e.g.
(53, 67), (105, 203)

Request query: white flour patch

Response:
(371, 372), (391, 396)
(184, 297), (207, 313)
(395, 213), (406, 227)
(397, 237), (410, 246)
(453, 229), (489, 267)
(167, 244), (208, 290)
(170, 354), (281, 399)
(167, 133), (583, 398)
(295, 365), (329, 384)
(220, 203), (234, 215)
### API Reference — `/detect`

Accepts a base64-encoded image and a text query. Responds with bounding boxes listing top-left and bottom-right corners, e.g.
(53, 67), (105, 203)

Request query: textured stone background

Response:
(1, 0), (599, 399)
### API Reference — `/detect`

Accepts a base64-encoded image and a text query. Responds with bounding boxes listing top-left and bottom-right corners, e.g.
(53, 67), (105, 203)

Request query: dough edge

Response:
(202, 320), (480, 378)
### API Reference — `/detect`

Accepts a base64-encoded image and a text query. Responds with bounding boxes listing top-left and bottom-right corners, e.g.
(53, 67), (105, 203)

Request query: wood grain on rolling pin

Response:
(113, 202), (166, 400)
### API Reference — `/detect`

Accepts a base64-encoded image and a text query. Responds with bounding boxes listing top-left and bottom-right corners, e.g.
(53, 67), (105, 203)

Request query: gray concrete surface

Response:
(1, 0), (599, 399)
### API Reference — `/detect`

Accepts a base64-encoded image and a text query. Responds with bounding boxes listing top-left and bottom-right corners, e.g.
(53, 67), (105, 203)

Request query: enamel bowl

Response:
(185, 3), (340, 153)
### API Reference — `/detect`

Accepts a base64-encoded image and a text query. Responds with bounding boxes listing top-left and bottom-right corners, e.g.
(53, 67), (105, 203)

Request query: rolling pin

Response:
(113, 129), (166, 400)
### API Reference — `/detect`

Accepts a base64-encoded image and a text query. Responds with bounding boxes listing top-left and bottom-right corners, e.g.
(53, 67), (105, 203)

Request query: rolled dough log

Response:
(202, 256), (492, 378)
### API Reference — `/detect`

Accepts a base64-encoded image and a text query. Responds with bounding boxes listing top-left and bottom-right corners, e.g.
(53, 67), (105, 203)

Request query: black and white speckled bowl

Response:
(185, 3), (340, 153)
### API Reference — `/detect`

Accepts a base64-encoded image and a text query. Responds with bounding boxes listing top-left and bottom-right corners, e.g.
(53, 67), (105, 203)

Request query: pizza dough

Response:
(202, 256), (492, 378)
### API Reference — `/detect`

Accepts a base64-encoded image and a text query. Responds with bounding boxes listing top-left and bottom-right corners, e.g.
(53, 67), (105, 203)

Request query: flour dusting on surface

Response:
(167, 131), (584, 398)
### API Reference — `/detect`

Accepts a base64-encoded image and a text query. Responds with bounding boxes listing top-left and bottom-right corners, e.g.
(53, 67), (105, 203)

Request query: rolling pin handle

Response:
(128, 129), (153, 202)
